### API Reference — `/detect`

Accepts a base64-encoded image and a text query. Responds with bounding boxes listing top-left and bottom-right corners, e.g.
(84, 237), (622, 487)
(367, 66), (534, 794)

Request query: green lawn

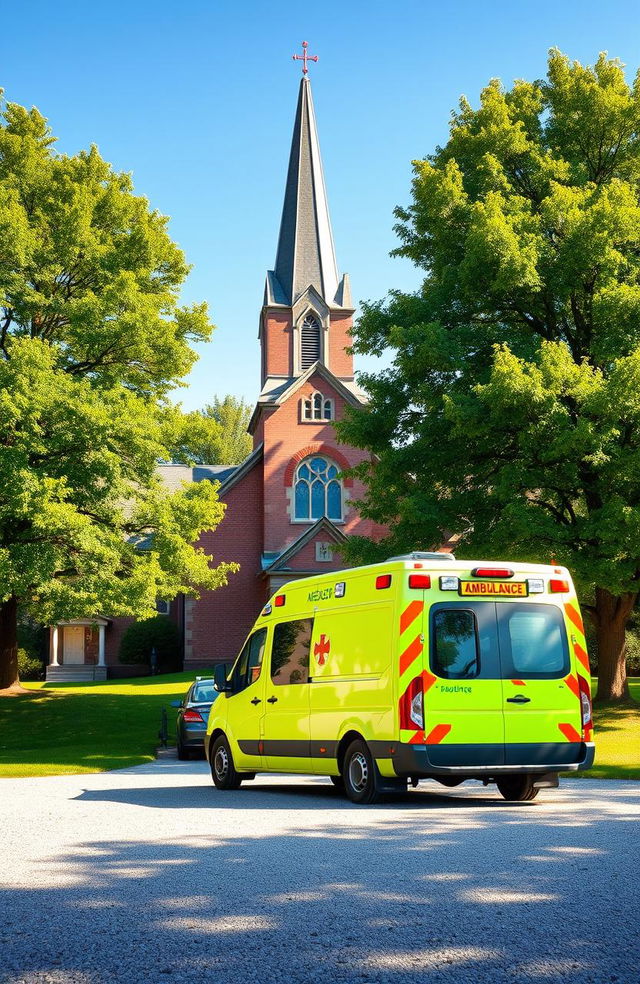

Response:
(0, 673), (638, 780)
(0, 671), (209, 777)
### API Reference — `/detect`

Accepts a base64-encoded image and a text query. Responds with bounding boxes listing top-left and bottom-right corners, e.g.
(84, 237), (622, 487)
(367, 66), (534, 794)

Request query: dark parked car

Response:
(171, 677), (218, 759)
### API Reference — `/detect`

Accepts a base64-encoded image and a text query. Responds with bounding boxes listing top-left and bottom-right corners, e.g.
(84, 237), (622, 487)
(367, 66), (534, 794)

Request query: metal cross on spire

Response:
(292, 40), (318, 76)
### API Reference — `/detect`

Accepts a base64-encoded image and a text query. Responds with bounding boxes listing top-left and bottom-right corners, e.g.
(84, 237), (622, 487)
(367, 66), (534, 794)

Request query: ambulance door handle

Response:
(506, 695), (531, 704)
(267, 696), (278, 704)
(250, 697), (261, 705)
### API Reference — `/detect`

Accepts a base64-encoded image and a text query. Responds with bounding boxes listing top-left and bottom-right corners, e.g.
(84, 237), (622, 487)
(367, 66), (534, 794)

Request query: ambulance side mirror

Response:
(213, 663), (232, 693)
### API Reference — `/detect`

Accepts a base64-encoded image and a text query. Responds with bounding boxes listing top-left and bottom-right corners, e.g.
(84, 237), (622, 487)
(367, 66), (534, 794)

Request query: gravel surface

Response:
(1, 761), (638, 984)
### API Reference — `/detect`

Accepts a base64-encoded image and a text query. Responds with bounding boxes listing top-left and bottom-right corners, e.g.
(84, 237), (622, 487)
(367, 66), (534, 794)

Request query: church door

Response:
(63, 626), (85, 664)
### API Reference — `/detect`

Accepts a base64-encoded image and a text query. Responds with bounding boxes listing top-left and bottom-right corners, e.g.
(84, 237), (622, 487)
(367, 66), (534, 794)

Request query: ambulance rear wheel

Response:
(343, 740), (381, 805)
(496, 774), (540, 802)
(210, 735), (242, 791)
(330, 775), (345, 790)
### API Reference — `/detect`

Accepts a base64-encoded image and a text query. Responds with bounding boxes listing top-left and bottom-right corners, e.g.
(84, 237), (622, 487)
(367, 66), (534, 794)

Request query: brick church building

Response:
(47, 73), (385, 680)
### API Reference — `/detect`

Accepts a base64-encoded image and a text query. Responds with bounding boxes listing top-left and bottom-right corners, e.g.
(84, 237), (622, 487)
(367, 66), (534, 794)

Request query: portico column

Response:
(98, 624), (106, 667)
(51, 626), (59, 667)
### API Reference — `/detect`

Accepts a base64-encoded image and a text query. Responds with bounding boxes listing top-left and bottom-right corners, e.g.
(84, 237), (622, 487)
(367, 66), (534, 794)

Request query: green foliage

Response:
(0, 95), (237, 680)
(119, 614), (182, 672)
(16, 648), (44, 681)
(340, 50), (640, 599)
(171, 396), (252, 466)
(17, 614), (47, 661)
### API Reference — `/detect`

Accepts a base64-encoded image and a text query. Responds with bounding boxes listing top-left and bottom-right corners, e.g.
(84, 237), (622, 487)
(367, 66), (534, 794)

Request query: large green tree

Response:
(172, 396), (252, 466)
(0, 96), (235, 689)
(339, 51), (640, 703)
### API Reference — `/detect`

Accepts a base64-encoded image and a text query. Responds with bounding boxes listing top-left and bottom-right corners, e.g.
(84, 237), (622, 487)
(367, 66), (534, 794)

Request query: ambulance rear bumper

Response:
(389, 741), (596, 777)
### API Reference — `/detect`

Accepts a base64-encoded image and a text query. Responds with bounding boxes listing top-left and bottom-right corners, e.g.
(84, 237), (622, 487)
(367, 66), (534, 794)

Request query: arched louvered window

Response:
(294, 456), (343, 521)
(300, 314), (321, 369)
(302, 392), (334, 421)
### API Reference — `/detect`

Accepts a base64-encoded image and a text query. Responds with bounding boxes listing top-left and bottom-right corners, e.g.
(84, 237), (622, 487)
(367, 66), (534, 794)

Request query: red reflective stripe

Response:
(558, 722), (581, 743)
(511, 679), (526, 686)
(400, 600), (423, 635)
(564, 674), (580, 697)
(565, 603), (584, 635)
(425, 723), (452, 745)
(574, 643), (590, 672)
(408, 730), (425, 744)
(399, 635), (423, 676)
(422, 670), (437, 694)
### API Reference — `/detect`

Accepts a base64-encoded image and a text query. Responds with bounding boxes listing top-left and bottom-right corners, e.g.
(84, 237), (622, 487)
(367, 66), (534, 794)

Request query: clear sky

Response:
(2, 0), (640, 410)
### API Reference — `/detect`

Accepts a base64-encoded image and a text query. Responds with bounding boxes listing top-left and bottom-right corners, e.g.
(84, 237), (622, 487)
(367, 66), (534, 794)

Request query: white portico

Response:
(47, 618), (109, 682)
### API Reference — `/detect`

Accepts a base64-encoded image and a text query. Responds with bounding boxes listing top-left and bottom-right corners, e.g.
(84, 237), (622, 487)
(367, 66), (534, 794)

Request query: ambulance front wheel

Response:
(210, 735), (243, 791)
(496, 774), (540, 802)
(343, 740), (381, 804)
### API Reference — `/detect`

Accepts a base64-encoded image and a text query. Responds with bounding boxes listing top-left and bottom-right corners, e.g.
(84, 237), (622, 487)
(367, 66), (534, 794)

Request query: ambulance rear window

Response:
(497, 605), (569, 679)
(432, 609), (480, 679)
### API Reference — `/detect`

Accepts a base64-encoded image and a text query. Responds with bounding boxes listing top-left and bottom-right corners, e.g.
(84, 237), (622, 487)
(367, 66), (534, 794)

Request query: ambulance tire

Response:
(343, 740), (382, 804)
(330, 775), (345, 790)
(210, 735), (243, 790)
(496, 774), (540, 802)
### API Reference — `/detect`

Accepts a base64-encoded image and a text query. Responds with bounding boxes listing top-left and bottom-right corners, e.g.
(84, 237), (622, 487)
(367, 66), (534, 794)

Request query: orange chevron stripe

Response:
(565, 603), (585, 635)
(422, 670), (437, 694)
(408, 730), (425, 744)
(558, 722), (581, 743)
(399, 635), (423, 676)
(426, 723), (452, 745)
(511, 679), (526, 686)
(574, 643), (590, 672)
(564, 673), (580, 697)
(400, 600), (423, 635)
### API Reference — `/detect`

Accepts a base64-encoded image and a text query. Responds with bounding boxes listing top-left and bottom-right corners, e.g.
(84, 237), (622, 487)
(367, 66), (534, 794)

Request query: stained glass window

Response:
(293, 456), (343, 521)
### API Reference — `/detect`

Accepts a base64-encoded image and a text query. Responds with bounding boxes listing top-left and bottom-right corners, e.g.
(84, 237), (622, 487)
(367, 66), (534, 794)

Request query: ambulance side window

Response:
(271, 619), (313, 686)
(432, 609), (480, 679)
(232, 628), (267, 693)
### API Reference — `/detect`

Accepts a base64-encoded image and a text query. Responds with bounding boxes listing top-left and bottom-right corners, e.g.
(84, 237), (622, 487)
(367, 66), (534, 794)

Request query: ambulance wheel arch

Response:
(337, 729), (367, 775)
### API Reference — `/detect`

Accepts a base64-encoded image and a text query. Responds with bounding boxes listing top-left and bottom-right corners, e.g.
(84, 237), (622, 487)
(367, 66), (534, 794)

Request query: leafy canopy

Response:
(0, 95), (235, 627)
(339, 51), (640, 597)
(171, 396), (253, 466)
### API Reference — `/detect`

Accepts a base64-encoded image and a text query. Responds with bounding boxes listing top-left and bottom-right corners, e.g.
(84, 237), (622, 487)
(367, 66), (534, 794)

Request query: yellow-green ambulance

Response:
(205, 553), (594, 804)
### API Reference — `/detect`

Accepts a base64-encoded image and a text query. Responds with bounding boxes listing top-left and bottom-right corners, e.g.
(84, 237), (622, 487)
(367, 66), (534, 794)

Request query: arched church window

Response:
(301, 392), (334, 422)
(294, 456), (343, 521)
(300, 314), (321, 369)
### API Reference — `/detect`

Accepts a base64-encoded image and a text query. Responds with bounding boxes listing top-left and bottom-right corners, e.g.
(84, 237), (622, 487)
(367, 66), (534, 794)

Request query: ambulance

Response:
(205, 553), (595, 804)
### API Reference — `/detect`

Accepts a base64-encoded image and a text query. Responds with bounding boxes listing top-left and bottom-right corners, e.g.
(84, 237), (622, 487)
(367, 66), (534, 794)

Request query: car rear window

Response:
(192, 682), (215, 703)
(498, 605), (569, 678)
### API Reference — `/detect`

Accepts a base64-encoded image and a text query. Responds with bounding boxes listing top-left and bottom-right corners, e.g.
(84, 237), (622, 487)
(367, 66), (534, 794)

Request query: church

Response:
(46, 68), (385, 680)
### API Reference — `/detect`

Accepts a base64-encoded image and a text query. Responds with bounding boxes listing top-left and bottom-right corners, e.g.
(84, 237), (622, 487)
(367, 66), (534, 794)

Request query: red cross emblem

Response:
(314, 634), (330, 666)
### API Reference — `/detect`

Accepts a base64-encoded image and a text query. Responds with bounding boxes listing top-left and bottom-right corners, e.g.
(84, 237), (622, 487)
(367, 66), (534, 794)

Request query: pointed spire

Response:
(271, 77), (340, 307)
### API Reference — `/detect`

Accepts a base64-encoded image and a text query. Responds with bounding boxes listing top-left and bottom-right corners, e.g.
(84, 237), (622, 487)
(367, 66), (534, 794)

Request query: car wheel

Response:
(210, 735), (243, 790)
(177, 735), (190, 761)
(496, 774), (540, 802)
(342, 740), (381, 804)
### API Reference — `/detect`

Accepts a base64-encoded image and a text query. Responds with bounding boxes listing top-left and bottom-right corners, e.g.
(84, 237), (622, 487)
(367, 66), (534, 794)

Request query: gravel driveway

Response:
(1, 761), (638, 984)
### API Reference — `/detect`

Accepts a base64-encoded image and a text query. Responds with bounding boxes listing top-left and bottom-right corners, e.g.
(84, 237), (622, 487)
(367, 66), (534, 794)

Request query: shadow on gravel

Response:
(2, 790), (638, 984)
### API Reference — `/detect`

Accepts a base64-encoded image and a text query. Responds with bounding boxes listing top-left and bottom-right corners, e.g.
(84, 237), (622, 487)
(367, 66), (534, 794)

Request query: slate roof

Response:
(157, 463), (238, 492)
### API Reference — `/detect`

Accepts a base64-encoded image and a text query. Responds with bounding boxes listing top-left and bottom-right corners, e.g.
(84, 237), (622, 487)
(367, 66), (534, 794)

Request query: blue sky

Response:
(2, 0), (640, 409)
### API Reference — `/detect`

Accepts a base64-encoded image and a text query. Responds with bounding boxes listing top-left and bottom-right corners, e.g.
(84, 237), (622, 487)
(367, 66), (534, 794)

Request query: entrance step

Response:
(45, 666), (108, 683)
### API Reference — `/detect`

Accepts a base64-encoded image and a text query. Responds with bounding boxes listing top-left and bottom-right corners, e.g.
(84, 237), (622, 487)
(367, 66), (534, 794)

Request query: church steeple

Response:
(266, 76), (350, 308)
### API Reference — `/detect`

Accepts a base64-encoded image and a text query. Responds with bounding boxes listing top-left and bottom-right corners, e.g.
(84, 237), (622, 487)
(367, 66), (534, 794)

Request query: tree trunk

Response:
(592, 586), (636, 704)
(0, 595), (19, 690)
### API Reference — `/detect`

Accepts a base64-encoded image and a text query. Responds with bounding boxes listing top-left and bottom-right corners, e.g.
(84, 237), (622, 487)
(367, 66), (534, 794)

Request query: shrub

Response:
(18, 648), (45, 681)
(119, 615), (182, 673)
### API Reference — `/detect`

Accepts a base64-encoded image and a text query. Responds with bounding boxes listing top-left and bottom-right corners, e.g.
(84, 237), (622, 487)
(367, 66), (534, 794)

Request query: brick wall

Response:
(185, 458), (265, 667)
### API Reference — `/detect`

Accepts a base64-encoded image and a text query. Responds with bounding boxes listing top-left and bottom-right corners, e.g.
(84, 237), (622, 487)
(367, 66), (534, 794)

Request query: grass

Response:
(571, 677), (640, 780)
(0, 670), (209, 778)
(0, 673), (638, 780)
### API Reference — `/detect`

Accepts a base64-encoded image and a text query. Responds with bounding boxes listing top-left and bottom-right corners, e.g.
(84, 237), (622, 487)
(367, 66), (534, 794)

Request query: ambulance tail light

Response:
(376, 574), (392, 590)
(578, 675), (593, 734)
(471, 567), (513, 578)
(274, 594), (286, 607)
(400, 676), (423, 730)
(549, 579), (570, 593)
(408, 574), (431, 589)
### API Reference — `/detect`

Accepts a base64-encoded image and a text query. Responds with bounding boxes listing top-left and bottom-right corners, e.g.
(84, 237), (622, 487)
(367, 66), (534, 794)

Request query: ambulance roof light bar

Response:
(386, 552), (455, 562)
(471, 567), (514, 578)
